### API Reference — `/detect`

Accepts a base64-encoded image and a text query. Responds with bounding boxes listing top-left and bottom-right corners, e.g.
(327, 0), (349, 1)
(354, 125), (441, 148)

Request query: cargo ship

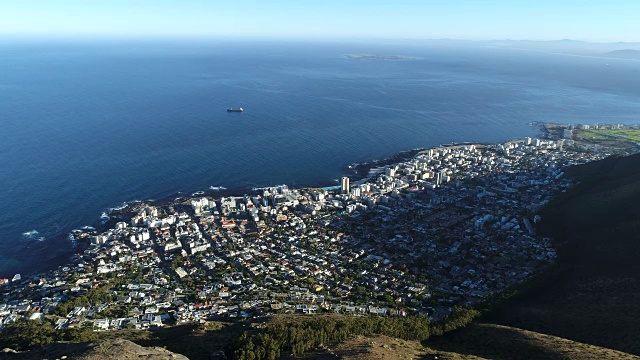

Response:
(227, 107), (244, 112)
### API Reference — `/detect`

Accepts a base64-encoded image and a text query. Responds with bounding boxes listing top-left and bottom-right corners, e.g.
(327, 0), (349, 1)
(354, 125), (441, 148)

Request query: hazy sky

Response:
(1, 0), (639, 42)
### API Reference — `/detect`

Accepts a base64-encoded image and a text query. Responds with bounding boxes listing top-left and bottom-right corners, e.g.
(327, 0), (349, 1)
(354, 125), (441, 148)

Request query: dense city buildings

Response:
(0, 135), (619, 332)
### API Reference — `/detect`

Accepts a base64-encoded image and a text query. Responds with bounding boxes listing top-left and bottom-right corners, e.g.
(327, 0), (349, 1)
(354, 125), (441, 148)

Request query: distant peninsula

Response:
(344, 54), (416, 61)
(603, 49), (640, 60)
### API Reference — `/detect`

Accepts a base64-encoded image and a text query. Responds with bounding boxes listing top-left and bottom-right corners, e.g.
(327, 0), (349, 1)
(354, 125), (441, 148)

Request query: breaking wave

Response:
(22, 229), (45, 242)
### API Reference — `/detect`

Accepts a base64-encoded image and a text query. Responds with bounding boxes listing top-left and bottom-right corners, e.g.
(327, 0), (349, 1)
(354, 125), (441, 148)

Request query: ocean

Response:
(1, 39), (639, 277)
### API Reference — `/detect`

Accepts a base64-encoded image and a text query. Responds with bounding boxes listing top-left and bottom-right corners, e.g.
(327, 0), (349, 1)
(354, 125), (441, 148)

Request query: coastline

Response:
(0, 145), (427, 278)
(0, 139), (505, 279)
(3, 39), (640, 283)
(2, 124), (634, 344)
(0, 121), (588, 278)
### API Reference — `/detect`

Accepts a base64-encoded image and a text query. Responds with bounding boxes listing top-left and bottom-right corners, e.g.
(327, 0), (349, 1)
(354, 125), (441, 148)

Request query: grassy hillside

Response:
(7, 322), (639, 360)
(488, 153), (640, 355)
(300, 334), (488, 360)
(2, 338), (189, 360)
(425, 323), (640, 360)
(299, 323), (640, 360)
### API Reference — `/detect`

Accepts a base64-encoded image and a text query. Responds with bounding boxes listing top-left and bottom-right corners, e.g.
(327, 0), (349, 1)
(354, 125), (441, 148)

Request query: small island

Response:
(344, 54), (417, 61)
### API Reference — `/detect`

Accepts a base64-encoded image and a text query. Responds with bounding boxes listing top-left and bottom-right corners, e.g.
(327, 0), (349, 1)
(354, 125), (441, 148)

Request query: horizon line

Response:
(0, 33), (638, 45)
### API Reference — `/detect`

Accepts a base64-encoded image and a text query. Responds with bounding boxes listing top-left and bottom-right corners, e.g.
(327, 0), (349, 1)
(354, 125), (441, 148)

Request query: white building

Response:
(341, 176), (350, 194)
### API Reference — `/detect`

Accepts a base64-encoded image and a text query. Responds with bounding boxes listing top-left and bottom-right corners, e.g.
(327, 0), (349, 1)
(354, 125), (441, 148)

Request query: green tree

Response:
(60, 326), (98, 342)
(0, 319), (55, 350)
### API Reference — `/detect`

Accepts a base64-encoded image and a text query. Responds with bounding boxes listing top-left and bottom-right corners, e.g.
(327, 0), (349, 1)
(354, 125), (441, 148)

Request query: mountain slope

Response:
(299, 334), (487, 360)
(424, 323), (640, 360)
(298, 323), (640, 360)
(489, 153), (640, 355)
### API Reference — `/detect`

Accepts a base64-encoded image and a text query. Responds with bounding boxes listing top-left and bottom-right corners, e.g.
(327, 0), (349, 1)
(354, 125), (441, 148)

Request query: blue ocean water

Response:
(1, 40), (639, 277)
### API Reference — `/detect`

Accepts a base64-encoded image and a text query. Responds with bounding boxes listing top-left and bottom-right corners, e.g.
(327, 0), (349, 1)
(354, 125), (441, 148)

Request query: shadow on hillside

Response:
(126, 320), (248, 360)
(422, 323), (562, 360)
(486, 153), (640, 355)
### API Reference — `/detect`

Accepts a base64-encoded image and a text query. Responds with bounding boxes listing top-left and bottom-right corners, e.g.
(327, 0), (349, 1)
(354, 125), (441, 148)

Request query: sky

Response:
(1, 0), (639, 42)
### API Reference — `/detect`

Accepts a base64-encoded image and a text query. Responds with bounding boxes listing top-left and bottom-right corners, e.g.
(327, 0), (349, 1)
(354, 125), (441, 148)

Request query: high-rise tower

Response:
(341, 176), (350, 194)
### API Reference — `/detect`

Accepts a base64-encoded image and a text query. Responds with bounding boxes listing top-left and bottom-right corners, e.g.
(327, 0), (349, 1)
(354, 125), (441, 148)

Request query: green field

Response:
(579, 129), (640, 142)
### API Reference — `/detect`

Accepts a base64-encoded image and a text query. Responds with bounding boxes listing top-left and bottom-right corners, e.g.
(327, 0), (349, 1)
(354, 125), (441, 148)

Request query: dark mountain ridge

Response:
(489, 153), (640, 355)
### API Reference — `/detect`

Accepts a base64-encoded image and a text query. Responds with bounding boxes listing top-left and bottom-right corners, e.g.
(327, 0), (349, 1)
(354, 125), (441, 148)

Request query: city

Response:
(0, 136), (610, 332)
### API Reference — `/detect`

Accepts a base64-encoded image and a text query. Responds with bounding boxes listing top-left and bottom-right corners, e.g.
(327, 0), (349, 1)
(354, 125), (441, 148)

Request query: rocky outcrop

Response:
(1, 338), (189, 360)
